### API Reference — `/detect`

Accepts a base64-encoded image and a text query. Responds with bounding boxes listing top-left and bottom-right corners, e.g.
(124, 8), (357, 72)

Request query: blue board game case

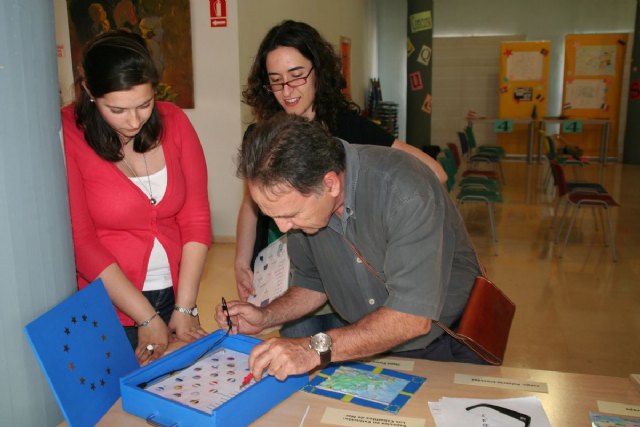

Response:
(120, 330), (309, 426)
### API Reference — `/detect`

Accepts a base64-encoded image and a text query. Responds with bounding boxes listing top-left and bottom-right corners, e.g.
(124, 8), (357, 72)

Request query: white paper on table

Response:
(247, 236), (290, 307)
(428, 396), (551, 427)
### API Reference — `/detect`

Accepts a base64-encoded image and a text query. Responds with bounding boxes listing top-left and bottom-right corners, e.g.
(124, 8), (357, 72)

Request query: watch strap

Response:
(174, 305), (198, 316)
(319, 348), (331, 366)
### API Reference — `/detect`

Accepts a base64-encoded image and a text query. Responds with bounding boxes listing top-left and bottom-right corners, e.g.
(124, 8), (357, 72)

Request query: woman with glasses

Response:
(235, 20), (446, 337)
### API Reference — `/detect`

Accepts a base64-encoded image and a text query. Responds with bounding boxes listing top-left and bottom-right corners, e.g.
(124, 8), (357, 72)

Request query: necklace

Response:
(121, 153), (157, 205)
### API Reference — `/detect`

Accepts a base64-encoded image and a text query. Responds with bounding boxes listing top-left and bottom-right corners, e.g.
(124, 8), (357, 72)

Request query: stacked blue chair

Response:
(439, 148), (503, 255)
(458, 131), (505, 183)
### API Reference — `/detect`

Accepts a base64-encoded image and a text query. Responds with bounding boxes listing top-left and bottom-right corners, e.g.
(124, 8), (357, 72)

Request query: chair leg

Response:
(550, 198), (562, 231)
(543, 164), (552, 190)
(605, 207), (618, 262)
(555, 201), (570, 243)
(487, 202), (498, 255)
(598, 207), (606, 243)
(560, 205), (580, 258)
(497, 161), (506, 185)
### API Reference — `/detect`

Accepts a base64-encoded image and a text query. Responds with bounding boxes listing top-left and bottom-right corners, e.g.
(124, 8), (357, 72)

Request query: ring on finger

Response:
(146, 344), (155, 354)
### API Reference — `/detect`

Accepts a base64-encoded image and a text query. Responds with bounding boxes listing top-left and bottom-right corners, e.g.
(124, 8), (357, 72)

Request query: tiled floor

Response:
(197, 160), (640, 378)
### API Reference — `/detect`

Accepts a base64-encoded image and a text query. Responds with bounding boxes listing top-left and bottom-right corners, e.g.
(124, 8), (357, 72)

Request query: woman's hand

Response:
(169, 311), (208, 343)
(235, 264), (255, 301)
(135, 316), (171, 365)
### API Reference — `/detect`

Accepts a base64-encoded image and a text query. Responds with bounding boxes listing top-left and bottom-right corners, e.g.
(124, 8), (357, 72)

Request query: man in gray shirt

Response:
(217, 113), (482, 382)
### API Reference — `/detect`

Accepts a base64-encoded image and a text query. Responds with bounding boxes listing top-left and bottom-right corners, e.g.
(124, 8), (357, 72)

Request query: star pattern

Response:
(64, 314), (112, 393)
(24, 280), (142, 426)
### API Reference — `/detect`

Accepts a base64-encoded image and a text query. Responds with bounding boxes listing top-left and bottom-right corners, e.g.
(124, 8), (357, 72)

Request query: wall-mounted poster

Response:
(513, 87), (533, 102)
(66, 0), (194, 108)
(564, 79), (607, 110)
(497, 40), (550, 156)
(562, 33), (628, 158)
(575, 45), (616, 76)
(507, 51), (544, 82)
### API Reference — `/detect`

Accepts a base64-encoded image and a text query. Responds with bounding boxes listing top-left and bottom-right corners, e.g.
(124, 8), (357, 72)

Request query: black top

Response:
(333, 110), (395, 147)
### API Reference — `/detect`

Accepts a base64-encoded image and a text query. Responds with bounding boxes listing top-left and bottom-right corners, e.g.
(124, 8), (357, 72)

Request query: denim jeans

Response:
(279, 313), (349, 338)
(123, 287), (175, 349)
(392, 333), (489, 365)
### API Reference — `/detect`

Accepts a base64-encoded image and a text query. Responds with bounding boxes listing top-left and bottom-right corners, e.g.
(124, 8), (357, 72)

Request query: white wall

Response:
(54, 0), (375, 241)
(375, 0), (408, 141)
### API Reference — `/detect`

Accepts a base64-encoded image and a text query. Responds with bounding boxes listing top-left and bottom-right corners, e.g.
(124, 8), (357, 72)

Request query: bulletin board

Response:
(497, 41), (551, 155)
(561, 34), (628, 158)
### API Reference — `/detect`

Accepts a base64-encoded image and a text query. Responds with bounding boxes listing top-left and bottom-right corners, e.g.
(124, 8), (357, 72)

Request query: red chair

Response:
(550, 161), (619, 261)
(450, 139), (501, 184)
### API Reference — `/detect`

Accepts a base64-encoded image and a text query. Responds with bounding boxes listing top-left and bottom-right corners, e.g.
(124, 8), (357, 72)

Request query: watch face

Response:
(191, 307), (199, 316)
(311, 333), (332, 352)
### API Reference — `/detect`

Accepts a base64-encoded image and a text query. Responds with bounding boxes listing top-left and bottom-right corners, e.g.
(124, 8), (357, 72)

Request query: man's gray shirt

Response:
(287, 140), (480, 352)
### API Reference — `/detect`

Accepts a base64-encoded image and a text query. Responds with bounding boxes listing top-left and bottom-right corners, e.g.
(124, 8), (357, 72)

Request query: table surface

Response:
(88, 356), (639, 427)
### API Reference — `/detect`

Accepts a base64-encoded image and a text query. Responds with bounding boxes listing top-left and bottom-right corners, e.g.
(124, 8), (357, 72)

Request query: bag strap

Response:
(343, 237), (464, 333)
(343, 237), (495, 358)
(344, 238), (385, 283)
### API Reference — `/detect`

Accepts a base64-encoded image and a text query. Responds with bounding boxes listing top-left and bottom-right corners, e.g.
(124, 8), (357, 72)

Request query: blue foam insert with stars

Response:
(24, 279), (139, 427)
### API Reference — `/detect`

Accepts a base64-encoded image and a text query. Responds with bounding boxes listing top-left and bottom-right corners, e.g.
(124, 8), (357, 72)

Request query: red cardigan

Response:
(62, 102), (212, 325)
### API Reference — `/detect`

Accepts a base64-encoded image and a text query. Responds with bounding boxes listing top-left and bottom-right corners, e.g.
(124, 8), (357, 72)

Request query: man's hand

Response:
(214, 300), (267, 335)
(235, 265), (255, 302)
(249, 337), (319, 381)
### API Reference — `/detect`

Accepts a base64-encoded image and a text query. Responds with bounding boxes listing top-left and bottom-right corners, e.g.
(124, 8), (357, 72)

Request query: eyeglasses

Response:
(263, 67), (314, 92)
(466, 404), (531, 427)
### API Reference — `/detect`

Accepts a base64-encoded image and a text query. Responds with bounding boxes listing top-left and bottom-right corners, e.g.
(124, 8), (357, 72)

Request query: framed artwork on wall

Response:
(65, 0), (195, 108)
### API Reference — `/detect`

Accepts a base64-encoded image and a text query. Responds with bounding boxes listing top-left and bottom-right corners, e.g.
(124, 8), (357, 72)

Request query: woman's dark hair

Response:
(242, 20), (358, 132)
(75, 30), (162, 161)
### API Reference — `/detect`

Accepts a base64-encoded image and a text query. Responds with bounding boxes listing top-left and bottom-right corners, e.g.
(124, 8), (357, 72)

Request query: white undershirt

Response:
(129, 166), (172, 291)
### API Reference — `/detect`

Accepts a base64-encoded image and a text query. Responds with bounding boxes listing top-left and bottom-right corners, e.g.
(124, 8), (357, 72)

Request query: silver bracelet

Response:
(135, 311), (159, 328)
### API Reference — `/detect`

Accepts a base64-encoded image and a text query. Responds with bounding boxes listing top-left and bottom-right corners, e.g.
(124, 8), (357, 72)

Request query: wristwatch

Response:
(309, 332), (332, 366)
(174, 305), (199, 317)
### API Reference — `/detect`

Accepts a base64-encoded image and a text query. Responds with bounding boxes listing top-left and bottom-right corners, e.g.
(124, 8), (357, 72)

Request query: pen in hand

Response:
(241, 369), (271, 388)
(240, 372), (253, 388)
(221, 297), (232, 332)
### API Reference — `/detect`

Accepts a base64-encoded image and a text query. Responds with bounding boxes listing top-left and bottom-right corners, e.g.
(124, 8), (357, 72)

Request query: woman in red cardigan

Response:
(62, 30), (212, 364)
